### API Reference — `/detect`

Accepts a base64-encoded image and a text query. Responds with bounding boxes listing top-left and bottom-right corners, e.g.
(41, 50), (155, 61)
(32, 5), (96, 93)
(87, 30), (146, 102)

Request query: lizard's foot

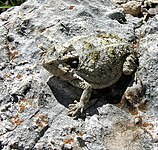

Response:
(67, 100), (84, 117)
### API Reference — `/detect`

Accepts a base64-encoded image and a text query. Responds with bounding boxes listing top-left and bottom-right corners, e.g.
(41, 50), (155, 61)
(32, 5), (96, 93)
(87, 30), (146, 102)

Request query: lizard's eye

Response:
(65, 57), (79, 68)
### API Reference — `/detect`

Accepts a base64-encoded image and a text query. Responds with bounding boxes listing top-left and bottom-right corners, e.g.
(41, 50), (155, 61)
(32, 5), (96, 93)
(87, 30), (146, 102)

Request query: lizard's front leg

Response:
(66, 74), (92, 117)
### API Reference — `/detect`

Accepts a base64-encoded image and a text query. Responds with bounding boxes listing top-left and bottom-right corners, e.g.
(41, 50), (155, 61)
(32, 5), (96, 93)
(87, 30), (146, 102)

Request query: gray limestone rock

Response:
(0, 0), (157, 149)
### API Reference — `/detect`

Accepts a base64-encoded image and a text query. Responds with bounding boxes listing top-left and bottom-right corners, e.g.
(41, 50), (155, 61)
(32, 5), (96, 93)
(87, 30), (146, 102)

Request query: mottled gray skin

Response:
(43, 32), (138, 117)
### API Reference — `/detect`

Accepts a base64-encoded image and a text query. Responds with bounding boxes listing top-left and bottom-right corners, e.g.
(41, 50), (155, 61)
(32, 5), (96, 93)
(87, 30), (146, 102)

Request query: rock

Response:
(121, 1), (142, 17)
(105, 8), (126, 23)
(113, 0), (128, 5)
(148, 7), (158, 15)
(136, 15), (158, 147)
(0, 0), (157, 149)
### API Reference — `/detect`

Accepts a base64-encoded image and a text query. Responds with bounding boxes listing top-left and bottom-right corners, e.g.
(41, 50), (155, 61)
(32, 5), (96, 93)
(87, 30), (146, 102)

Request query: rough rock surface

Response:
(0, 0), (157, 149)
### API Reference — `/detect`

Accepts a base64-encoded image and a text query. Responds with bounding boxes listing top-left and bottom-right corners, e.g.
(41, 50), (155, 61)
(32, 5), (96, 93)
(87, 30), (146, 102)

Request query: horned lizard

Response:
(43, 32), (138, 117)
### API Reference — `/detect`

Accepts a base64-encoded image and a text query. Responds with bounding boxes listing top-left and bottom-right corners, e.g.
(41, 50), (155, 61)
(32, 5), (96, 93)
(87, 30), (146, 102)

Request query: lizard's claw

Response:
(67, 100), (84, 117)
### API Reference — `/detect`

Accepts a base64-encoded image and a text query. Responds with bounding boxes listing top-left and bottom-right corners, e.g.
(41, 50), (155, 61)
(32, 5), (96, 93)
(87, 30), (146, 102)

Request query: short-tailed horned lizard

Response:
(43, 32), (139, 117)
